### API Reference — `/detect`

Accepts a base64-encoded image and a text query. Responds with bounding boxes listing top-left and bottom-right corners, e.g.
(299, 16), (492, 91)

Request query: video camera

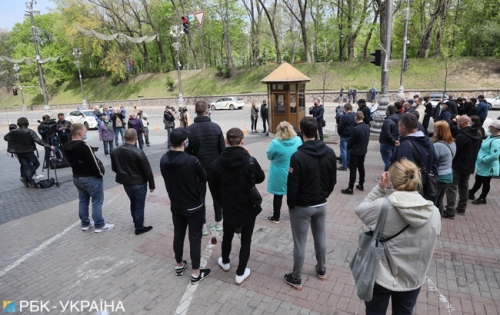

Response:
(179, 107), (188, 114)
(37, 118), (58, 133)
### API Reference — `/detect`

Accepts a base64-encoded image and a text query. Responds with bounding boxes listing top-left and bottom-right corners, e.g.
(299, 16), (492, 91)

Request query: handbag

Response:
(322, 119), (326, 127)
(408, 141), (438, 204)
(248, 156), (262, 214)
(349, 198), (390, 301)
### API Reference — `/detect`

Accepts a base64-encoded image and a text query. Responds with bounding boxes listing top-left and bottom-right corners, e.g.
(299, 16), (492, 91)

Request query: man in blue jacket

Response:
(337, 103), (355, 171)
(476, 95), (489, 126)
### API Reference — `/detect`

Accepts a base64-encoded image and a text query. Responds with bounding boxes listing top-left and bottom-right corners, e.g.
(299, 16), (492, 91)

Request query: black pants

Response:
(365, 283), (421, 315)
(272, 195), (284, 219)
(348, 154), (366, 189)
(17, 152), (40, 185)
(436, 181), (451, 214)
(470, 174), (492, 199)
(316, 119), (324, 141)
(251, 116), (258, 131)
(172, 208), (204, 270)
(198, 179), (223, 223)
(143, 127), (150, 145)
(221, 219), (255, 276)
(262, 116), (268, 133)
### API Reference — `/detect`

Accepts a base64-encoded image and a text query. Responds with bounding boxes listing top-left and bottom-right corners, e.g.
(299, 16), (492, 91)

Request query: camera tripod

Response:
(45, 149), (61, 187)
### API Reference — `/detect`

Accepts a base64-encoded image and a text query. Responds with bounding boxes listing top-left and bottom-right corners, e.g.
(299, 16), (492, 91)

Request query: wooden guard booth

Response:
(261, 62), (311, 134)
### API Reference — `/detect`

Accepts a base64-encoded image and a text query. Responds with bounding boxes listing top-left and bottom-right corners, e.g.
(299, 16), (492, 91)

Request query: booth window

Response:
(275, 94), (285, 114)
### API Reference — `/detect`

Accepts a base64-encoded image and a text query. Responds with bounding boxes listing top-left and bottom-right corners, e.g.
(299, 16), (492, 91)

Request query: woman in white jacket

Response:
(355, 158), (441, 315)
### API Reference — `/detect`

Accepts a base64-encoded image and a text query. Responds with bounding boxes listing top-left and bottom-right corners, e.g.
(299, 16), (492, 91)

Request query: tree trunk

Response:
(284, 0), (311, 63)
(362, 9), (379, 59)
(258, 0), (281, 64)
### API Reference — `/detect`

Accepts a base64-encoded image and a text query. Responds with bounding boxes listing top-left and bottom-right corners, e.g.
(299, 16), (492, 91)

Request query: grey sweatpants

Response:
(289, 204), (327, 280)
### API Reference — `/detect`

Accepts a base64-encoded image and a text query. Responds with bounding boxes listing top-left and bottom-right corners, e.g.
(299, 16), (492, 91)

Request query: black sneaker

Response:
(337, 166), (347, 171)
(316, 266), (327, 281)
(267, 216), (280, 224)
(135, 226), (153, 235)
(284, 273), (302, 290)
(468, 190), (476, 200)
(341, 188), (353, 195)
(20, 177), (29, 188)
(355, 184), (364, 191)
(442, 210), (455, 219)
(175, 260), (188, 276)
(191, 268), (211, 284)
(457, 211), (466, 216)
(472, 198), (487, 205)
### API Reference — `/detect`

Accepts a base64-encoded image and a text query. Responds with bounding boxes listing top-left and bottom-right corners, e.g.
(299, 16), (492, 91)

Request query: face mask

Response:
(83, 134), (88, 140)
(185, 140), (189, 148)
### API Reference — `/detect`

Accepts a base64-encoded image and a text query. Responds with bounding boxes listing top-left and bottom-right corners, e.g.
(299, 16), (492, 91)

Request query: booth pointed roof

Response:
(261, 62), (310, 83)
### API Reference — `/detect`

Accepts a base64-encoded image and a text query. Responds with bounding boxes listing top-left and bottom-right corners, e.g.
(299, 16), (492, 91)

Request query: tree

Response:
(283, 0), (311, 63)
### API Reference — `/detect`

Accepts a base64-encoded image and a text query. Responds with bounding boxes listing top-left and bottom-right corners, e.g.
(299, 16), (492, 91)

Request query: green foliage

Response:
(165, 75), (174, 91)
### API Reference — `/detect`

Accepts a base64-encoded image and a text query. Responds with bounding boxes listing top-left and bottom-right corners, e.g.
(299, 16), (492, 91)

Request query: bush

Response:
(215, 66), (232, 78)
(166, 75), (175, 91)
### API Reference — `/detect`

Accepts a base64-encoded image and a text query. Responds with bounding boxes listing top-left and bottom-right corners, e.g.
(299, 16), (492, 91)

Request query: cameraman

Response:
(38, 115), (63, 169)
(136, 106), (150, 147)
(56, 113), (72, 146)
(4, 117), (55, 188)
(178, 106), (190, 128)
(163, 106), (176, 149)
(111, 108), (126, 146)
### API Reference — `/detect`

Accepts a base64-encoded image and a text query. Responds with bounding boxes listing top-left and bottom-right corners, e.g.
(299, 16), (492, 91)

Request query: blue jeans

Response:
(114, 127), (125, 146)
(73, 176), (105, 228)
(123, 183), (147, 229)
(339, 137), (349, 168)
(365, 283), (421, 315)
(103, 141), (114, 155)
(17, 152), (40, 185)
(380, 143), (396, 172)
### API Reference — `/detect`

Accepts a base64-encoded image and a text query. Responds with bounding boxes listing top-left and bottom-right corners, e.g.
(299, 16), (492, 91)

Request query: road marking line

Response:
(426, 277), (454, 313)
(70, 256), (133, 289)
(0, 195), (119, 279)
(175, 242), (215, 315)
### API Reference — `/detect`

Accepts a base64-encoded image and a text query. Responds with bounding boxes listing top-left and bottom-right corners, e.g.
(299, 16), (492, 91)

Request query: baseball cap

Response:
(170, 128), (188, 146)
(490, 120), (500, 130)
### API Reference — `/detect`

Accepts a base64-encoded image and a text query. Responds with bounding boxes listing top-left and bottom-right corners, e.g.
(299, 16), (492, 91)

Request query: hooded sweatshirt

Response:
(453, 126), (482, 174)
(266, 136), (302, 195)
(209, 146), (265, 228)
(160, 150), (206, 214)
(64, 140), (104, 178)
(355, 186), (441, 291)
(287, 140), (337, 208)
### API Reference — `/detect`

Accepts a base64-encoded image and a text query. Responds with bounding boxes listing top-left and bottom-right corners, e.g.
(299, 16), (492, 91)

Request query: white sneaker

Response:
(34, 174), (44, 180)
(235, 268), (251, 285)
(94, 223), (115, 233)
(218, 257), (230, 272)
(82, 221), (95, 231)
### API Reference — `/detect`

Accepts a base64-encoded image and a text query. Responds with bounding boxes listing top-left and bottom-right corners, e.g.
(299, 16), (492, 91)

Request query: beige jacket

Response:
(415, 104), (426, 124)
(355, 186), (441, 291)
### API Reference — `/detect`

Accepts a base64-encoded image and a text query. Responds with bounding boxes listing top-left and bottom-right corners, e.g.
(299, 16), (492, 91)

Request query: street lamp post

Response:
(25, 0), (49, 113)
(13, 63), (27, 113)
(397, 0), (411, 100)
(169, 26), (185, 107)
(72, 48), (87, 108)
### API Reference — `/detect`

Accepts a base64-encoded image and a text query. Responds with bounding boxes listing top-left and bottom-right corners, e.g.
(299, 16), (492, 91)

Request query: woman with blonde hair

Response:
(433, 121), (456, 215)
(355, 158), (440, 314)
(266, 121), (302, 223)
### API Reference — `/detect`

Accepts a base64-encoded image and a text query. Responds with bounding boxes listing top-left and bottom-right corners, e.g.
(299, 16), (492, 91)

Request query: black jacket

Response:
(64, 140), (104, 178)
(56, 120), (72, 141)
(287, 140), (336, 208)
(111, 113), (125, 129)
(358, 105), (372, 125)
(338, 112), (355, 138)
(185, 116), (225, 172)
(111, 143), (155, 189)
(4, 127), (50, 154)
(260, 103), (268, 118)
(348, 122), (370, 155)
(391, 133), (438, 182)
(160, 150), (206, 215)
(379, 113), (400, 145)
(461, 102), (477, 117)
(438, 107), (453, 122)
(453, 126), (482, 174)
(209, 146), (265, 228)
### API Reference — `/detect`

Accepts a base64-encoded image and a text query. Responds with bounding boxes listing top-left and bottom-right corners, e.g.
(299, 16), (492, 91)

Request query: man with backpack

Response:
(163, 106), (176, 149)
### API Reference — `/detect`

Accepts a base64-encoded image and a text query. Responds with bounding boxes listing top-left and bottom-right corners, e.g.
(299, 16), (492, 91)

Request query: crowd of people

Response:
(3, 93), (499, 314)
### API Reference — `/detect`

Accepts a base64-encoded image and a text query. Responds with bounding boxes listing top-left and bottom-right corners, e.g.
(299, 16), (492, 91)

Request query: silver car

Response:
(210, 97), (245, 111)
(66, 110), (99, 130)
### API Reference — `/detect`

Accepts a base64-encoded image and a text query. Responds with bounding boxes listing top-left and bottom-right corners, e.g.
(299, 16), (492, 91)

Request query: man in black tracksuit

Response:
(160, 128), (210, 284)
(209, 128), (265, 285)
(185, 100), (225, 233)
(342, 111), (370, 194)
(284, 117), (336, 290)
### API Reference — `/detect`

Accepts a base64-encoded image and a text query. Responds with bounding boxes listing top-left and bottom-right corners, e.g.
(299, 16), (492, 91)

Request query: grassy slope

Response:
(1, 57), (499, 108)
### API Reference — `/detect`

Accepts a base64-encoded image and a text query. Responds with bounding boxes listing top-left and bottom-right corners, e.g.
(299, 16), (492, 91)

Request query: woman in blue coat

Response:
(266, 121), (302, 223)
(469, 120), (500, 205)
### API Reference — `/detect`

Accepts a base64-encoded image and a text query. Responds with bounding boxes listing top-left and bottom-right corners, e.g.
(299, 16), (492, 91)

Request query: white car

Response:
(210, 97), (245, 110)
(485, 95), (500, 109)
(66, 110), (99, 130)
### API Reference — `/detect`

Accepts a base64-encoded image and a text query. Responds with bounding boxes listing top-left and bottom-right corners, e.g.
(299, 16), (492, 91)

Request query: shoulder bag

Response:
(408, 140), (438, 203)
(248, 156), (262, 214)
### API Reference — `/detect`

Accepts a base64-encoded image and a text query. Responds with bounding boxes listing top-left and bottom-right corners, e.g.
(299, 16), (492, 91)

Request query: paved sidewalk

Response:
(1, 133), (500, 314)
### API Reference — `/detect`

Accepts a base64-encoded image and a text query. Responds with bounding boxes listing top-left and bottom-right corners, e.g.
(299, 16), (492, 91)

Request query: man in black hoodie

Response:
(160, 128), (210, 284)
(64, 123), (114, 233)
(209, 128), (265, 285)
(357, 99), (372, 125)
(391, 113), (438, 203)
(443, 115), (482, 219)
(185, 101), (225, 234)
(342, 111), (370, 194)
(284, 117), (337, 290)
(379, 105), (400, 171)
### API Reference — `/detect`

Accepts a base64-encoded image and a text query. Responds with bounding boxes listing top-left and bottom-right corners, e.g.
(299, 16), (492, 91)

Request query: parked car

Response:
(210, 97), (245, 110)
(428, 93), (449, 108)
(66, 110), (98, 130)
(485, 95), (500, 110)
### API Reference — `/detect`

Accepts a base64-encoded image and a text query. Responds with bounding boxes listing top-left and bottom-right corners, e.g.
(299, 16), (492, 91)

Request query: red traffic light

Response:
(13, 88), (18, 96)
(181, 16), (189, 24)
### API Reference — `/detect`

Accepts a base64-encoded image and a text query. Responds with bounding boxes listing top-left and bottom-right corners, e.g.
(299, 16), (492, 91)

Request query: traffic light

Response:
(182, 16), (190, 34)
(370, 50), (382, 67)
(13, 88), (18, 96)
